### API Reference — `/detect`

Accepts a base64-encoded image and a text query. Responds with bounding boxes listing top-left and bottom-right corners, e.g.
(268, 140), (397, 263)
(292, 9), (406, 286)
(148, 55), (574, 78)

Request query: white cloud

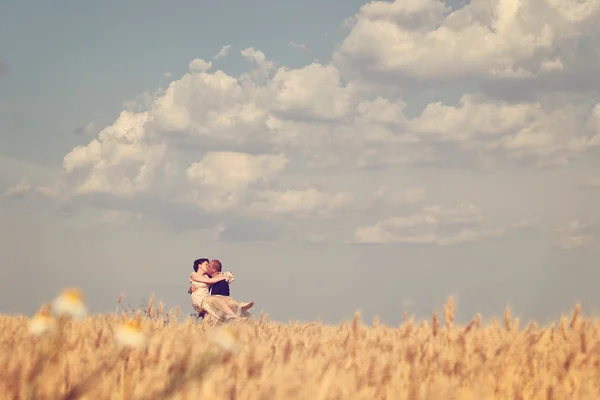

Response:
(0, 156), (61, 199)
(288, 41), (310, 51)
(35, 185), (61, 199)
(410, 94), (600, 166)
(49, 57), (366, 205)
(44, 47), (600, 243)
(335, 0), (600, 81)
(250, 189), (352, 219)
(34, 0), (600, 248)
(121, 89), (163, 113)
(240, 47), (276, 82)
(188, 58), (213, 73)
(352, 202), (503, 245)
(540, 59), (565, 72)
(4, 178), (31, 197)
(183, 151), (288, 213)
(49, 43), (600, 210)
(213, 45), (232, 60)
(241, 47), (273, 68)
(270, 63), (356, 121)
(185, 152), (287, 190)
(60, 111), (168, 198)
(554, 220), (598, 251)
(180, 151), (351, 219)
(7, 0), (600, 327)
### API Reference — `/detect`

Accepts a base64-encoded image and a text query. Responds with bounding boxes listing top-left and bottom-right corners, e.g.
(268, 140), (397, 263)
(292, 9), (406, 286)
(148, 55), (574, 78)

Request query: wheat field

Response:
(1, 290), (600, 400)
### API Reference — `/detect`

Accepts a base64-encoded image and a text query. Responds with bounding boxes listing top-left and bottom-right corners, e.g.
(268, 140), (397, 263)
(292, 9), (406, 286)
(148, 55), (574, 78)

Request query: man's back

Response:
(210, 279), (230, 296)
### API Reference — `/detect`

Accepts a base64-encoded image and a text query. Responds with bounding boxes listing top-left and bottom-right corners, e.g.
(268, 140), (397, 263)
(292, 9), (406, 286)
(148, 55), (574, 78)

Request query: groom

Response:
(207, 259), (230, 296)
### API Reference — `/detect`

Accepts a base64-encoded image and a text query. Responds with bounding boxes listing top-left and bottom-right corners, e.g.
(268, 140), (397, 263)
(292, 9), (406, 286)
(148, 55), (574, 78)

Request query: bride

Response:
(189, 258), (254, 322)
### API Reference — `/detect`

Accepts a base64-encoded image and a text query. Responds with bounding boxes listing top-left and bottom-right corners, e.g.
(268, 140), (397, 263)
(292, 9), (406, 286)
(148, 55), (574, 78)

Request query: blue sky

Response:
(1, 0), (600, 326)
(0, 0), (364, 164)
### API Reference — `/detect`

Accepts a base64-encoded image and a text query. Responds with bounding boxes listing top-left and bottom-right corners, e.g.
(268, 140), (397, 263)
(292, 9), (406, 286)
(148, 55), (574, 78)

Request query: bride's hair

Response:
(193, 258), (209, 272)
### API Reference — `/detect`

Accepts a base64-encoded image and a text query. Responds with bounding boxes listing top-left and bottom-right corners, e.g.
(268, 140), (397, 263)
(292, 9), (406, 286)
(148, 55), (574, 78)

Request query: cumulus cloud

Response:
(270, 63), (356, 121)
(179, 151), (350, 220)
(47, 55), (370, 208)
(335, 0), (600, 83)
(36, 0), (600, 246)
(239, 48), (277, 83)
(59, 111), (169, 198)
(183, 151), (288, 213)
(47, 48), (600, 210)
(188, 58), (213, 73)
(352, 202), (508, 245)
(186, 152), (287, 189)
(250, 189), (352, 219)
(410, 94), (600, 166)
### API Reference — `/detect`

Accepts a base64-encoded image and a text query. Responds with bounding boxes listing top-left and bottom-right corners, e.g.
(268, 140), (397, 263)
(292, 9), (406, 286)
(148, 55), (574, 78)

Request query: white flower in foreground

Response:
(52, 288), (87, 319)
(115, 319), (146, 349)
(28, 312), (58, 336)
(209, 327), (240, 353)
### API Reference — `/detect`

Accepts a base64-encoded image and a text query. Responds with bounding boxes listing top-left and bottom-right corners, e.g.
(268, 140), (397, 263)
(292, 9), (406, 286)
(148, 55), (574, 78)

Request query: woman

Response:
(189, 258), (253, 322)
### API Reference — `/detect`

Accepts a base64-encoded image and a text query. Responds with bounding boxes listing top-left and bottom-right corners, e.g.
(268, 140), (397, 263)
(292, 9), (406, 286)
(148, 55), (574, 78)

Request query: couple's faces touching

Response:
(200, 261), (216, 275)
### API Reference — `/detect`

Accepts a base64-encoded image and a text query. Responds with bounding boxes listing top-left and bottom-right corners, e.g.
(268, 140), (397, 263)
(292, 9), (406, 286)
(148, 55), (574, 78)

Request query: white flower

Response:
(28, 313), (58, 336)
(209, 327), (239, 353)
(115, 319), (146, 349)
(52, 288), (87, 319)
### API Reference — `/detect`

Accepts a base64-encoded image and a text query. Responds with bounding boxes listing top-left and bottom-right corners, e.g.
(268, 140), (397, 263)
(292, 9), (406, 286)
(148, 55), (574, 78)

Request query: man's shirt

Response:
(210, 277), (230, 296)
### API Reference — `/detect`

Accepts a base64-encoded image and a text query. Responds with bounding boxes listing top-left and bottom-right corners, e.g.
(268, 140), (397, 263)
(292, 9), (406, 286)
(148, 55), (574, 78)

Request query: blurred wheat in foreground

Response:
(1, 292), (600, 399)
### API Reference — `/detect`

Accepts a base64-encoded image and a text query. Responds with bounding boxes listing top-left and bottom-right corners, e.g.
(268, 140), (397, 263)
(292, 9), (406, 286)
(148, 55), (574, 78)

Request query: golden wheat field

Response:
(1, 290), (600, 400)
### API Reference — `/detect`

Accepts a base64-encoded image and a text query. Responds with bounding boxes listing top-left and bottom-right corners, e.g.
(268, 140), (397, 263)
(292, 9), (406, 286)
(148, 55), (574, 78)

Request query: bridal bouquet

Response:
(223, 271), (235, 284)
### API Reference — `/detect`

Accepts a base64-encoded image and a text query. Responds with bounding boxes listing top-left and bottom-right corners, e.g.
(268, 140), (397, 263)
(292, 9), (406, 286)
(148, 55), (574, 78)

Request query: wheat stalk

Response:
(4, 293), (600, 399)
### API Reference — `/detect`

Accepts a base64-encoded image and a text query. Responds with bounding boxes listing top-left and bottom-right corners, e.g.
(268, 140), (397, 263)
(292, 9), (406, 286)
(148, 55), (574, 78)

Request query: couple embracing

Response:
(189, 258), (254, 322)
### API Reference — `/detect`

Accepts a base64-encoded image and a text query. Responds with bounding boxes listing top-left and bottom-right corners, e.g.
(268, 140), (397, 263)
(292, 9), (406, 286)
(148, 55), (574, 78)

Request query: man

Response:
(207, 259), (230, 297)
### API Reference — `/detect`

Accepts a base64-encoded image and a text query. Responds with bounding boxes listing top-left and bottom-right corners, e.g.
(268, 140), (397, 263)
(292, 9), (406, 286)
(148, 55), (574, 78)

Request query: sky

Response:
(1, 0), (600, 326)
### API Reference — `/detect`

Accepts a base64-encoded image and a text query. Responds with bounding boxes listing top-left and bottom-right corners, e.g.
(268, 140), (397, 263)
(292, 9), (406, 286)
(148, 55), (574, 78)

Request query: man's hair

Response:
(193, 258), (209, 272)
(209, 259), (222, 272)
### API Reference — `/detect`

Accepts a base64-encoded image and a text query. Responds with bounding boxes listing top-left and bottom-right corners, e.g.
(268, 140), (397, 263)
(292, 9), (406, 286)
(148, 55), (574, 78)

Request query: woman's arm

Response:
(190, 273), (227, 284)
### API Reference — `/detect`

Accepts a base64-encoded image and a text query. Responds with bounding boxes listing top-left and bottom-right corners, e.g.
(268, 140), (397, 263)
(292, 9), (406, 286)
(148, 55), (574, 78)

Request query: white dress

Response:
(189, 273), (253, 321)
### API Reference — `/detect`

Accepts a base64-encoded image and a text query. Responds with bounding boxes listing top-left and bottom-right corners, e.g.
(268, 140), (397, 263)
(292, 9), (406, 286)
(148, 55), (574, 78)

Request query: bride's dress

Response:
(189, 273), (253, 321)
